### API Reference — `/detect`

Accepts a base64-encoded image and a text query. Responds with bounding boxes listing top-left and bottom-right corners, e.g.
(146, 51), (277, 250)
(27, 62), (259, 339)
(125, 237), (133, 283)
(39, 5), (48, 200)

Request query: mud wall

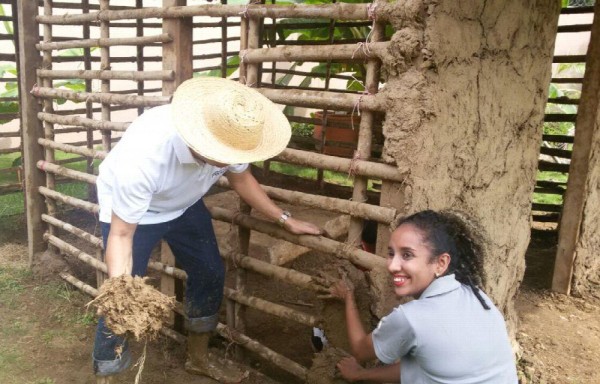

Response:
(378, 0), (561, 335)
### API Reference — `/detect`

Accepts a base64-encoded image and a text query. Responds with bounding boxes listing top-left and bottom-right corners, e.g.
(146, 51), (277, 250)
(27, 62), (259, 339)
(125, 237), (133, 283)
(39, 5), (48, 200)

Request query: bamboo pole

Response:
(224, 287), (317, 327)
(242, 41), (388, 63)
(38, 112), (130, 131)
(37, 69), (174, 81)
(209, 206), (385, 270)
(215, 177), (395, 223)
(37, 160), (97, 185)
(257, 87), (386, 112)
(36, 34), (172, 51)
(82, 0), (96, 207)
(32, 86), (170, 107)
(275, 148), (405, 182)
(99, 0), (112, 153)
(37, 3), (372, 25)
(60, 269), (306, 379)
(39, 186), (99, 214)
(136, 0), (145, 116)
(41, 214), (103, 249)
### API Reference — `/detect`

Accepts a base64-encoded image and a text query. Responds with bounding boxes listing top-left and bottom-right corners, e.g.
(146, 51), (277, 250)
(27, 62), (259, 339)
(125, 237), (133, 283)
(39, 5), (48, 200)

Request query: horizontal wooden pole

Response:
(36, 33), (172, 51)
(223, 251), (317, 291)
(37, 3), (372, 25)
(215, 323), (307, 380)
(37, 69), (174, 81)
(216, 177), (395, 223)
(38, 186), (99, 214)
(44, 233), (107, 273)
(41, 214), (103, 249)
(37, 160), (97, 185)
(0, 183), (22, 195)
(224, 287), (317, 327)
(275, 148), (405, 182)
(37, 140), (107, 162)
(209, 206), (385, 270)
(38, 112), (130, 132)
(32, 86), (170, 107)
(0, 131), (20, 138)
(257, 87), (387, 112)
(242, 42), (388, 63)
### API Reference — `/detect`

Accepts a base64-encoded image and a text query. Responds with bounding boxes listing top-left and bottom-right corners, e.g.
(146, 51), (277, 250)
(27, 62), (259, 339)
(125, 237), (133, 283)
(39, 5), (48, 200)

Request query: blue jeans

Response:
(93, 199), (225, 376)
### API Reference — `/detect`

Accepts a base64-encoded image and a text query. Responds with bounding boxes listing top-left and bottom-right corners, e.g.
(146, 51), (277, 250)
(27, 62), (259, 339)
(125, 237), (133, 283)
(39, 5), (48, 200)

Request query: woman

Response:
(326, 210), (518, 383)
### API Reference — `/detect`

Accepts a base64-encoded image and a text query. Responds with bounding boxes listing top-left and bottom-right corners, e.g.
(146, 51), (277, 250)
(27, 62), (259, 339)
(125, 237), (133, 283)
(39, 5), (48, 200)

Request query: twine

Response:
(30, 84), (40, 97)
(367, 3), (378, 21)
(348, 151), (361, 179)
(238, 1), (260, 19)
(239, 49), (248, 63)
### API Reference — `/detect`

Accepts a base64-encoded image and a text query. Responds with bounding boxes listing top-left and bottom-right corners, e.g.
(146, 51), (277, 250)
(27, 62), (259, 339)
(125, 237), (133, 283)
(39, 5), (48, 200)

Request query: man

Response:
(93, 77), (322, 383)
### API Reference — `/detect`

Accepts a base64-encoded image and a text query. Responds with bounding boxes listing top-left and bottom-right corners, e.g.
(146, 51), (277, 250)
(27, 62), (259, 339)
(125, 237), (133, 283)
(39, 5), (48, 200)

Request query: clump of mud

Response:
(306, 347), (351, 384)
(89, 275), (175, 340)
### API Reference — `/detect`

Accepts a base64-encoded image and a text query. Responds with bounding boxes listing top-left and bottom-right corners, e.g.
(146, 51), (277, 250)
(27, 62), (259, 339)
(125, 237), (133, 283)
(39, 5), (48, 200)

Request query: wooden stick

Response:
(32, 86), (170, 107)
(275, 148), (405, 182)
(37, 160), (97, 185)
(44, 233), (107, 273)
(215, 323), (307, 380)
(216, 177), (395, 223)
(36, 33), (172, 51)
(223, 252), (317, 291)
(38, 112), (130, 132)
(38, 186), (99, 214)
(209, 206), (385, 270)
(37, 3), (372, 25)
(41, 214), (103, 249)
(224, 287), (317, 327)
(257, 87), (387, 112)
(243, 41), (387, 63)
(37, 69), (174, 81)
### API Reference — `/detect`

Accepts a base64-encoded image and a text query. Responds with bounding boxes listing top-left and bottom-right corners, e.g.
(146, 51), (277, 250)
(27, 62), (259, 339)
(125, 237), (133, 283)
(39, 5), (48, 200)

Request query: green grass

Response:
(533, 170), (569, 206)
(0, 151), (98, 217)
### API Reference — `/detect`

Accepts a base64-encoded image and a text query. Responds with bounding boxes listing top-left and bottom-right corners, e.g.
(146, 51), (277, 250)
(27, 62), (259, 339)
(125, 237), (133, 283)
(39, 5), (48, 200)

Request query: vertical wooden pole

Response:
(99, 0), (111, 152)
(220, 0), (228, 78)
(552, 3), (600, 294)
(82, 0), (94, 203)
(136, 0), (145, 116)
(162, 0), (192, 332)
(41, 0), (57, 250)
(347, 2), (385, 247)
(17, 0), (47, 265)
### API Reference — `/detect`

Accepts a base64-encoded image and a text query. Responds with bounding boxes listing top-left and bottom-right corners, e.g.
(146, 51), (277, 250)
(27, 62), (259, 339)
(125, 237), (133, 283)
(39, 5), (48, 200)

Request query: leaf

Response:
(195, 55), (240, 78)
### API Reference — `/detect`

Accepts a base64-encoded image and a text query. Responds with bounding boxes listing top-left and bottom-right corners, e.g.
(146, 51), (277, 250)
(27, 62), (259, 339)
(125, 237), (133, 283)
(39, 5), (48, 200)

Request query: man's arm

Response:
(226, 169), (322, 235)
(105, 212), (137, 278)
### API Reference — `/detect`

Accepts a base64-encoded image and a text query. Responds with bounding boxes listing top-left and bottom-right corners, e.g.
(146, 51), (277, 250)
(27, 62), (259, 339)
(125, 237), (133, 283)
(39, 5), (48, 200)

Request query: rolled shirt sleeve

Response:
(372, 306), (418, 364)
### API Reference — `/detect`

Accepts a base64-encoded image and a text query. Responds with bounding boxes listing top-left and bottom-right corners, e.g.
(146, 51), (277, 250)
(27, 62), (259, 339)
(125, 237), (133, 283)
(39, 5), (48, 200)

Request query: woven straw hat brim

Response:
(171, 77), (291, 165)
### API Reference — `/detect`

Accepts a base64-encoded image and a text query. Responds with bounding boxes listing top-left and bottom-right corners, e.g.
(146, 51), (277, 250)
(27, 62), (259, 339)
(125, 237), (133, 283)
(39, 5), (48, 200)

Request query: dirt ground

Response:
(1, 193), (599, 384)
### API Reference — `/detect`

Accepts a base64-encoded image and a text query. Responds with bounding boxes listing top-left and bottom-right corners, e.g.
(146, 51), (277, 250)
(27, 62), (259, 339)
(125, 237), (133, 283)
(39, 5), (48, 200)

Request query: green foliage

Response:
(291, 121), (313, 137)
(195, 55), (241, 78)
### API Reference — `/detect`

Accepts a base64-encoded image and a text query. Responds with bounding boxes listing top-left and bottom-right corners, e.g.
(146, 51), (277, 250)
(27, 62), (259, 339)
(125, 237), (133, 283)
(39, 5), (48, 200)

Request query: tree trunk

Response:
(378, 0), (561, 339)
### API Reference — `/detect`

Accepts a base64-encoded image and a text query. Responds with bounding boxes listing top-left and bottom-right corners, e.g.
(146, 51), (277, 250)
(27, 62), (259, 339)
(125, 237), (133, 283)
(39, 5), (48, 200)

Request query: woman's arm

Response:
(337, 357), (400, 383)
(104, 212), (137, 278)
(226, 169), (322, 235)
(330, 279), (377, 362)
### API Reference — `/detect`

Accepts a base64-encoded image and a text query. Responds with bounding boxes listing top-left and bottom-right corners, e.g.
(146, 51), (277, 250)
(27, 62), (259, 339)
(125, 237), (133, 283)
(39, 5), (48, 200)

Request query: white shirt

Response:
(372, 274), (518, 384)
(96, 104), (248, 225)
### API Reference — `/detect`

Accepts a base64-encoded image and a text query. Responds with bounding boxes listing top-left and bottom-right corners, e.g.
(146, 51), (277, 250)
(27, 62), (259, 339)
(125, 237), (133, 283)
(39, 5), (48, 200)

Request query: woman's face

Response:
(387, 223), (442, 299)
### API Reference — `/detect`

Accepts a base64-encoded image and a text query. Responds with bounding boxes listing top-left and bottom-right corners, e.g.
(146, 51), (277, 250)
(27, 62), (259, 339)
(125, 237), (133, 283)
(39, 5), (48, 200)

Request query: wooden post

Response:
(136, 0), (145, 116)
(17, 0), (47, 265)
(162, 0), (193, 331)
(100, 0), (112, 152)
(552, 4), (600, 294)
(347, 1), (385, 247)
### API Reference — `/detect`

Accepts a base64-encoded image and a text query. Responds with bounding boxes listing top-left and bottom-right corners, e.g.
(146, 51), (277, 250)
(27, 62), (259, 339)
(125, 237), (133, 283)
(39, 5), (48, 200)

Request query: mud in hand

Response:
(88, 275), (175, 341)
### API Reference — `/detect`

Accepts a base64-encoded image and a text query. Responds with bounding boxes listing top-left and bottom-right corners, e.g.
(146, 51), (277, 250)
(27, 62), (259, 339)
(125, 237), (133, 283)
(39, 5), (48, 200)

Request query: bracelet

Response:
(277, 210), (292, 227)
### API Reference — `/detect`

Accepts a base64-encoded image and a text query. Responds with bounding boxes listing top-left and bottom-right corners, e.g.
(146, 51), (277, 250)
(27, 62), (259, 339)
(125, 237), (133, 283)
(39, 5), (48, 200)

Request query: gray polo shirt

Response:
(372, 274), (518, 383)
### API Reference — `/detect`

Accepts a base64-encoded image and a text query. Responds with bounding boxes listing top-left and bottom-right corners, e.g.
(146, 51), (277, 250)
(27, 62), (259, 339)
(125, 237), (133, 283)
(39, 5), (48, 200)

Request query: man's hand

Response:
(283, 217), (323, 235)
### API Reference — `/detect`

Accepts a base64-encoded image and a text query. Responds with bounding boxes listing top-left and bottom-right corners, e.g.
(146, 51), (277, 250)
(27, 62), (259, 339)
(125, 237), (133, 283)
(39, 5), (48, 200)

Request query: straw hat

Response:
(171, 77), (291, 165)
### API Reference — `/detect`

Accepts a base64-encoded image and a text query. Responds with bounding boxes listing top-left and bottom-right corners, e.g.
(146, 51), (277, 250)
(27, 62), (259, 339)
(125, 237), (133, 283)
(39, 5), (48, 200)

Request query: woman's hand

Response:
(336, 356), (365, 382)
(314, 269), (355, 301)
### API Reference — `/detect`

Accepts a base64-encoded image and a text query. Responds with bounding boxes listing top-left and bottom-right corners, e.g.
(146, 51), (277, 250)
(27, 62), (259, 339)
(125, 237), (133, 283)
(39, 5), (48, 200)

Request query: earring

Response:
(435, 272), (440, 278)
